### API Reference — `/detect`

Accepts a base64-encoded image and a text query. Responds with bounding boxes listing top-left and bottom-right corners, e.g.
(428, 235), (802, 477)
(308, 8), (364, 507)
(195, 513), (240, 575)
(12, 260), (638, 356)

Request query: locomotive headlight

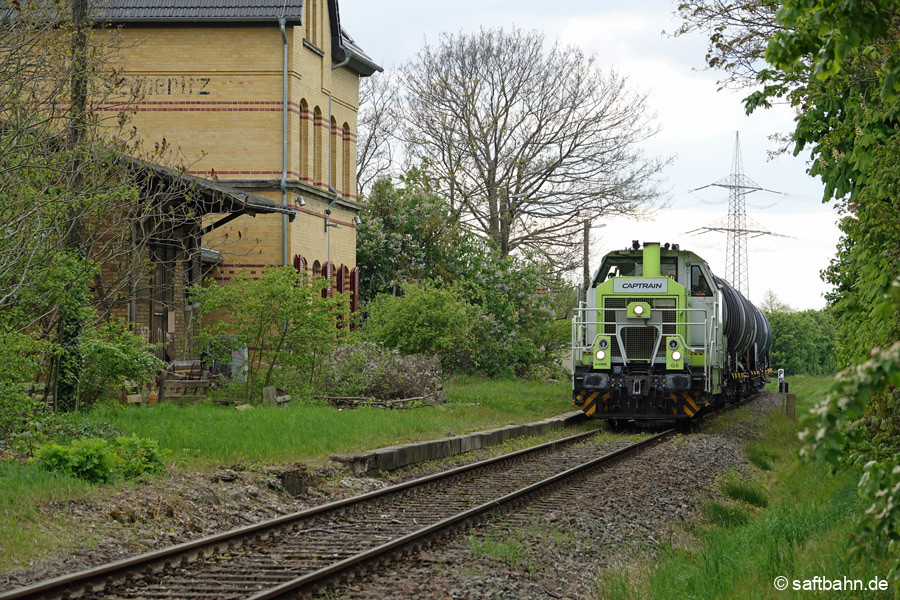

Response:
(593, 336), (612, 369)
(633, 304), (644, 315)
(666, 336), (684, 370)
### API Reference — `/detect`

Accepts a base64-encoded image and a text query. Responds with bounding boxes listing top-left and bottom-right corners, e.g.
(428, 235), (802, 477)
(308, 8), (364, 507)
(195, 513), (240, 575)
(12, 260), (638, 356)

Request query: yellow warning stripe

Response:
(685, 395), (700, 413)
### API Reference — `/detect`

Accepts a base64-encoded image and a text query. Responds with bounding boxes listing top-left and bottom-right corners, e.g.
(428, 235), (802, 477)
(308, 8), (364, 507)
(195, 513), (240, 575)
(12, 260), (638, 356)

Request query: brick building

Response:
(95, 0), (380, 285)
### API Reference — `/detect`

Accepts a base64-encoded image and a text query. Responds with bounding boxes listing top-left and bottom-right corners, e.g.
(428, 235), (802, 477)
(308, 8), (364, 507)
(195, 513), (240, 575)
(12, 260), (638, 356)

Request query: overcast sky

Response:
(339, 0), (841, 310)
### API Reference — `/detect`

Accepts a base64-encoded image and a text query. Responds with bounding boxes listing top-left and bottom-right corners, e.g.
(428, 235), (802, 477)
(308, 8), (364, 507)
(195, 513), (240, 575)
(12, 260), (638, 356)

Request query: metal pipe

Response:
(642, 242), (661, 277)
(324, 51), (354, 262)
(279, 17), (289, 267)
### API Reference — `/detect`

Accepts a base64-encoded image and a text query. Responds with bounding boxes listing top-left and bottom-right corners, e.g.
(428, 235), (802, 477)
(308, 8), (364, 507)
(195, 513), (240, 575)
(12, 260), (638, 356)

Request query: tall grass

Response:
(0, 463), (96, 571)
(76, 378), (572, 466)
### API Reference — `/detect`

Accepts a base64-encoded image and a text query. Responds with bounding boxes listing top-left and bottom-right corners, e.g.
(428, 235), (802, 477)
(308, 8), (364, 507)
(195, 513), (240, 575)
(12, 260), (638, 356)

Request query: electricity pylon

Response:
(685, 132), (786, 297)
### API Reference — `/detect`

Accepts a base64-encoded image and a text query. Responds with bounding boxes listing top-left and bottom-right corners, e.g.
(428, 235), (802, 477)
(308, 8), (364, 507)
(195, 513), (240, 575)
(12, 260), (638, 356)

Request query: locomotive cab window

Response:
(691, 265), (712, 296)
(597, 257), (642, 283)
(661, 257), (677, 279)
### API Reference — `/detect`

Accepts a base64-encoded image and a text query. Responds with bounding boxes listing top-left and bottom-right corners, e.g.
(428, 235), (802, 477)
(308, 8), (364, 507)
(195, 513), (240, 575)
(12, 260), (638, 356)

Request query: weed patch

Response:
(720, 475), (768, 508)
(704, 501), (750, 527)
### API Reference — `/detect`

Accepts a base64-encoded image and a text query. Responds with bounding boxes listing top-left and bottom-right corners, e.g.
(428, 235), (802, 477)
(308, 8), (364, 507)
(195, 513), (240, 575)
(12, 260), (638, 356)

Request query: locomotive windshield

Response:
(595, 256), (678, 285)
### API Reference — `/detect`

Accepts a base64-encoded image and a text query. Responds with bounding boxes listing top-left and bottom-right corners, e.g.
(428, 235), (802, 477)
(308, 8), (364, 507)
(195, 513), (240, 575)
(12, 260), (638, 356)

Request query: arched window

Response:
(342, 123), (351, 197)
(321, 261), (335, 299)
(293, 254), (307, 279)
(299, 99), (309, 182)
(313, 106), (323, 187)
(330, 116), (338, 191)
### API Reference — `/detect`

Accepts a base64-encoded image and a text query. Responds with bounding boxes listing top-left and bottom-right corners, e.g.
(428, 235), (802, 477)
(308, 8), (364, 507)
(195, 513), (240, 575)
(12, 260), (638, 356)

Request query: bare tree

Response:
(399, 27), (667, 269)
(356, 71), (400, 199)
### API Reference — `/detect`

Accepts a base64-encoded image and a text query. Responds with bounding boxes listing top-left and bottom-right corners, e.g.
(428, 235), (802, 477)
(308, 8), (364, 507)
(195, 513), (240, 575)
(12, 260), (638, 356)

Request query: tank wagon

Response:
(571, 241), (771, 420)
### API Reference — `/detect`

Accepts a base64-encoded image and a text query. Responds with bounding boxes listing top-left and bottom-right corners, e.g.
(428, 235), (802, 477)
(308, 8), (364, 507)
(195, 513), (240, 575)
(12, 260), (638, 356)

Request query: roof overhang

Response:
(124, 156), (299, 221)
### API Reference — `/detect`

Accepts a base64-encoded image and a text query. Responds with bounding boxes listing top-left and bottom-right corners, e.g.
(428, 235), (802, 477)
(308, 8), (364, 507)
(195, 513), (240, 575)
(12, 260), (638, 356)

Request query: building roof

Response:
(126, 157), (299, 220)
(91, 1), (304, 24)
(91, 0), (381, 75)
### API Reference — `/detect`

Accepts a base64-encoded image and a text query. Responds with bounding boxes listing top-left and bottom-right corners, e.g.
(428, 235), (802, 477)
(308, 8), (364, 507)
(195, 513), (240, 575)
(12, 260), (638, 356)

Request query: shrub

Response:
(318, 341), (442, 399)
(80, 319), (164, 407)
(36, 435), (167, 483)
(191, 267), (345, 400)
(37, 438), (117, 483)
(114, 435), (167, 479)
(0, 329), (52, 446)
(364, 283), (473, 372)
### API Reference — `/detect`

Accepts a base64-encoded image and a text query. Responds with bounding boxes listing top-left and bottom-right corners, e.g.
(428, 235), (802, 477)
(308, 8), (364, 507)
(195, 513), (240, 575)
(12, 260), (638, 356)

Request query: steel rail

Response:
(0, 428), (601, 600)
(248, 428), (677, 600)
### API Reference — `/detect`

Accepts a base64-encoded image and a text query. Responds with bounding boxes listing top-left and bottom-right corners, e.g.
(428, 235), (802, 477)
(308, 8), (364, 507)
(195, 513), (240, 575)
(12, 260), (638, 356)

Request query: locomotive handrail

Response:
(571, 305), (714, 375)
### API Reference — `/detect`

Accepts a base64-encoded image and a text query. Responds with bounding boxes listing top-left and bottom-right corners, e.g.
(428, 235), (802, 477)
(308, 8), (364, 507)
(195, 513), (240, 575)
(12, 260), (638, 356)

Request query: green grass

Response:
(469, 527), (536, 573)
(703, 501), (750, 527)
(0, 462), (98, 572)
(72, 377), (572, 467)
(720, 478), (768, 508)
(0, 377), (574, 574)
(596, 375), (893, 600)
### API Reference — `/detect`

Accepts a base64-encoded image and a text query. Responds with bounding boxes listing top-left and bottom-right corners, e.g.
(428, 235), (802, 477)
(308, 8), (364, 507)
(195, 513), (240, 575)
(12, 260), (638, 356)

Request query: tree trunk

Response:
(57, 0), (89, 413)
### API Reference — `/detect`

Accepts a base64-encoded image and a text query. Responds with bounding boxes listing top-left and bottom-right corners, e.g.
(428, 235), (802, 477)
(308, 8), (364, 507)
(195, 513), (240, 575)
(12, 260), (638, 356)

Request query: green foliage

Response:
(0, 329), (50, 443)
(80, 319), (164, 407)
(798, 282), (900, 594)
(364, 257), (567, 378)
(459, 253), (566, 377)
(765, 308), (836, 376)
(357, 168), (571, 378)
(190, 267), (346, 399)
(37, 437), (117, 483)
(364, 283), (473, 372)
(766, 0), (900, 100)
(113, 434), (168, 480)
(357, 168), (469, 303)
(35, 435), (167, 483)
(740, 3), (900, 591)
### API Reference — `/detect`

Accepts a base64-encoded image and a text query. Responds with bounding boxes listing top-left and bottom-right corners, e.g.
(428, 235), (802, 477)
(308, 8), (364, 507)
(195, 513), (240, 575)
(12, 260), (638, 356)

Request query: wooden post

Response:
(785, 393), (796, 420)
(157, 369), (167, 404)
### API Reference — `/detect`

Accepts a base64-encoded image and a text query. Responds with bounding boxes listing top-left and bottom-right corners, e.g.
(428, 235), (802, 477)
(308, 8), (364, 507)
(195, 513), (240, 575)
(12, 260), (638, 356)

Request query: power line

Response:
(684, 132), (787, 297)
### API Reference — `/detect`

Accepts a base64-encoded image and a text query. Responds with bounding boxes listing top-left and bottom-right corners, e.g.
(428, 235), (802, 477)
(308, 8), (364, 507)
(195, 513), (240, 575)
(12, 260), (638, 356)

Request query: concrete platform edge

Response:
(330, 410), (587, 475)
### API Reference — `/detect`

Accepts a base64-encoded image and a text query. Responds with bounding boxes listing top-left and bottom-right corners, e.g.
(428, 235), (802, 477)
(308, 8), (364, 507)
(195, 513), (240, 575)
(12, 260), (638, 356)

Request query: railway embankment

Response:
(3, 382), (860, 600)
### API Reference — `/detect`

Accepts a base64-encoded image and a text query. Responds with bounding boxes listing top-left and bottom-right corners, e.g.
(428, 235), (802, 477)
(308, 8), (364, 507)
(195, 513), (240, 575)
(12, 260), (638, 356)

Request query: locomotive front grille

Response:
(603, 296), (677, 360)
(621, 326), (658, 361)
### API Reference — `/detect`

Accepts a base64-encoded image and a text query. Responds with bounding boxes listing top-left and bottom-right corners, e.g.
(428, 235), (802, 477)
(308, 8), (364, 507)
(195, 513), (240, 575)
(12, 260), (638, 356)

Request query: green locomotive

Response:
(571, 241), (771, 419)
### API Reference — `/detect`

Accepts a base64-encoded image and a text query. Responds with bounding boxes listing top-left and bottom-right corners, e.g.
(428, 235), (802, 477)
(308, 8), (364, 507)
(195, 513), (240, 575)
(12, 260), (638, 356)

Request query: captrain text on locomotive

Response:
(571, 241), (771, 419)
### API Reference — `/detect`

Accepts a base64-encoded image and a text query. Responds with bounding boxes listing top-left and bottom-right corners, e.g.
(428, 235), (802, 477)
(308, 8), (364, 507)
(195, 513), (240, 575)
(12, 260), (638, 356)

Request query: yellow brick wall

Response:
(98, 16), (362, 273)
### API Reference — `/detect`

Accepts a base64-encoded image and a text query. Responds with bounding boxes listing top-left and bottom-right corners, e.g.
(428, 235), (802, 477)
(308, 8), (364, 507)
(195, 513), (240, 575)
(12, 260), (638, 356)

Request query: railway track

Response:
(1, 427), (677, 600)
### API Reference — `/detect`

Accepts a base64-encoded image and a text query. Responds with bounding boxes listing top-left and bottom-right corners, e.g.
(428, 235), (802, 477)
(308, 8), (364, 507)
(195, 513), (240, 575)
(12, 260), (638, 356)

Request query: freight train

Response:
(571, 241), (771, 420)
